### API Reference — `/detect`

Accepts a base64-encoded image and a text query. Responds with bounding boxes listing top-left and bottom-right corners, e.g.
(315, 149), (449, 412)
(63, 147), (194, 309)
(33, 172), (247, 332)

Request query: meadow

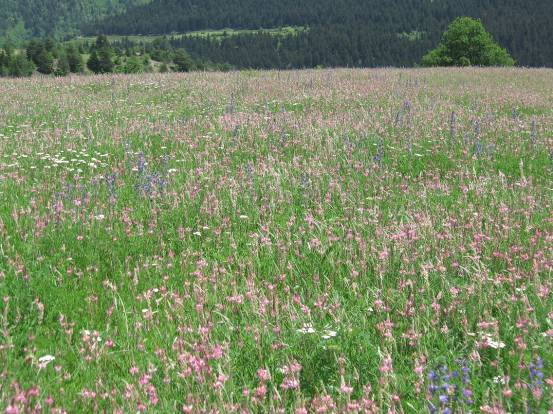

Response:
(0, 68), (552, 413)
(73, 26), (306, 44)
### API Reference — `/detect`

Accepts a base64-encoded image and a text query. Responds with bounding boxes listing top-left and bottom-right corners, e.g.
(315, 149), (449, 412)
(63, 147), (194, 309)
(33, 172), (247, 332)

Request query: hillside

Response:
(85, 0), (553, 67)
(0, 0), (552, 67)
(0, 0), (150, 41)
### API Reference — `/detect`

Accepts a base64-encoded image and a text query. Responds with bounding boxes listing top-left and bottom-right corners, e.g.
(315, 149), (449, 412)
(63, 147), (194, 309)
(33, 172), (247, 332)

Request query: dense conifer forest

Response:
(86, 0), (553, 67)
(0, 0), (552, 68)
(0, 0), (148, 40)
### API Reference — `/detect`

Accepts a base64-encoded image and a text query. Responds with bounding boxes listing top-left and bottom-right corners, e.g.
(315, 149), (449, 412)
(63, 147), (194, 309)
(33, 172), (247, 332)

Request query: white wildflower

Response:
(38, 355), (55, 364)
(297, 324), (316, 334)
(482, 334), (505, 349)
(322, 329), (337, 339)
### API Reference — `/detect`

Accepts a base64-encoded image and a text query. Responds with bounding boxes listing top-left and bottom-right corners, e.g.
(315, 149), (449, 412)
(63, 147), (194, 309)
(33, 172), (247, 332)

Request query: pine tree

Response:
(86, 36), (115, 73)
(87, 50), (101, 73)
(66, 45), (83, 73)
(87, 36), (114, 74)
(0, 50), (9, 76)
(55, 53), (70, 76)
(8, 54), (35, 77)
(173, 48), (194, 72)
(26, 39), (43, 63)
(97, 47), (115, 73)
(36, 48), (54, 74)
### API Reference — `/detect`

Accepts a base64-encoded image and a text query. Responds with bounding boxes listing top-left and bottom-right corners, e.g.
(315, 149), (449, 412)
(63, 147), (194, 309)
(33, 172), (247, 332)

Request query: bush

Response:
(422, 17), (515, 67)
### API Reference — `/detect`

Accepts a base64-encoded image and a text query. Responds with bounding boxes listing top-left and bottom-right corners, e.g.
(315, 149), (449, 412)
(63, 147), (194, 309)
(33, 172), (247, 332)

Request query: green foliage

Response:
(0, 33), (205, 77)
(0, 0), (150, 40)
(173, 48), (194, 72)
(0, 69), (551, 412)
(87, 35), (114, 73)
(118, 55), (144, 73)
(35, 48), (54, 74)
(55, 53), (70, 76)
(20, 37), (84, 76)
(65, 44), (84, 73)
(422, 17), (515, 67)
(7, 53), (35, 76)
(94, 34), (110, 50)
(0, 50), (9, 75)
(86, 0), (553, 67)
(2, 1), (553, 67)
(86, 50), (100, 73)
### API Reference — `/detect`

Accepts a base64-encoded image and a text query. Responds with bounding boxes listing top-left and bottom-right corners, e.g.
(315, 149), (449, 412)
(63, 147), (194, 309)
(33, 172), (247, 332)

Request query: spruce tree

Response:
(55, 54), (70, 76)
(66, 45), (83, 73)
(87, 50), (100, 73)
(0, 50), (8, 76)
(173, 48), (194, 72)
(8, 54), (35, 77)
(97, 47), (115, 73)
(87, 35), (114, 74)
(35, 48), (54, 74)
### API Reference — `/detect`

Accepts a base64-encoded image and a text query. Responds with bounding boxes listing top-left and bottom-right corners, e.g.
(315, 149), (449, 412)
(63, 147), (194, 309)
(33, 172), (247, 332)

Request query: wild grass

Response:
(0, 68), (552, 413)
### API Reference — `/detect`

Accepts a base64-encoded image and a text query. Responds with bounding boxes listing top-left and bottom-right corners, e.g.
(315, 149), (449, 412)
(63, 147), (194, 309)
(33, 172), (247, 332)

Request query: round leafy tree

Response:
(422, 17), (515, 67)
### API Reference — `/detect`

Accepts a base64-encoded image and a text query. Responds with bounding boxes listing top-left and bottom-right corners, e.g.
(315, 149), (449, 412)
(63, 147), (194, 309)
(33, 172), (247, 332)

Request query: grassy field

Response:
(73, 26), (306, 44)
(0, 68), (552, 413)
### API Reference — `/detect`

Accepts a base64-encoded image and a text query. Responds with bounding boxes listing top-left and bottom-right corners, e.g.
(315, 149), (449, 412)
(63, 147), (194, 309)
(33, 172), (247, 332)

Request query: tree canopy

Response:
(422, 17), (514, 67)
(87, 35), (115, 73)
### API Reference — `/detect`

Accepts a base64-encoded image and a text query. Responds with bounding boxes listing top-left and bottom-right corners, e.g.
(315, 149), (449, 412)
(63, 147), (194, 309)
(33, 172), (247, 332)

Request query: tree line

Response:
(86, 0), (553, 67)
(0, 35), (231, 78)
(0, 18), (519, 78)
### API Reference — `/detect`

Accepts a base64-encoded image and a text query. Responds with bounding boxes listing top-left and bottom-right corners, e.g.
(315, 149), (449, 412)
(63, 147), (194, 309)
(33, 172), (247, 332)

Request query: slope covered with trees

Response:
(86, 0), (553, 67)
(1, 0), (552, 67)
(0, 0), (150, 41)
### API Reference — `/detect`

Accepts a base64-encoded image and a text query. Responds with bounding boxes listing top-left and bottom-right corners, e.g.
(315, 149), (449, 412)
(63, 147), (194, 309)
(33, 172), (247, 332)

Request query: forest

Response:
(1, 0), (552, 69)
(0, 0), (148, 40)
(86, 0), (553, 67)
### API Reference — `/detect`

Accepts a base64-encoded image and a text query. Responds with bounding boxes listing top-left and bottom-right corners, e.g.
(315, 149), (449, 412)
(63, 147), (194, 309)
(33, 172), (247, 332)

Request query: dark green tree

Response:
(97, 49), (114, 73)
(173, 48), (194, 72)
(55, 53), (70, 76)
(65, 45), (83, 73)
(44, 37), (56, 54)
(121, 55), (143, 73)
(87, 50), (101, 73)
(35, 48), (54, 74)
(0, 50), (9, 76)
(422, 17), (515, 67)
(95, 35), (110, 50)
(26, 39), (43, 63)
(87, 35), (114, 73)
(3, 39), (15, 59)
(8, 54), (35, 77)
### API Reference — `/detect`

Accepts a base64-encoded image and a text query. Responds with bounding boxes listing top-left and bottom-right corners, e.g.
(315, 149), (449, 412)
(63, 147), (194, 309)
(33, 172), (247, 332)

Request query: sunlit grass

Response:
(0, 68), (552, 413)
